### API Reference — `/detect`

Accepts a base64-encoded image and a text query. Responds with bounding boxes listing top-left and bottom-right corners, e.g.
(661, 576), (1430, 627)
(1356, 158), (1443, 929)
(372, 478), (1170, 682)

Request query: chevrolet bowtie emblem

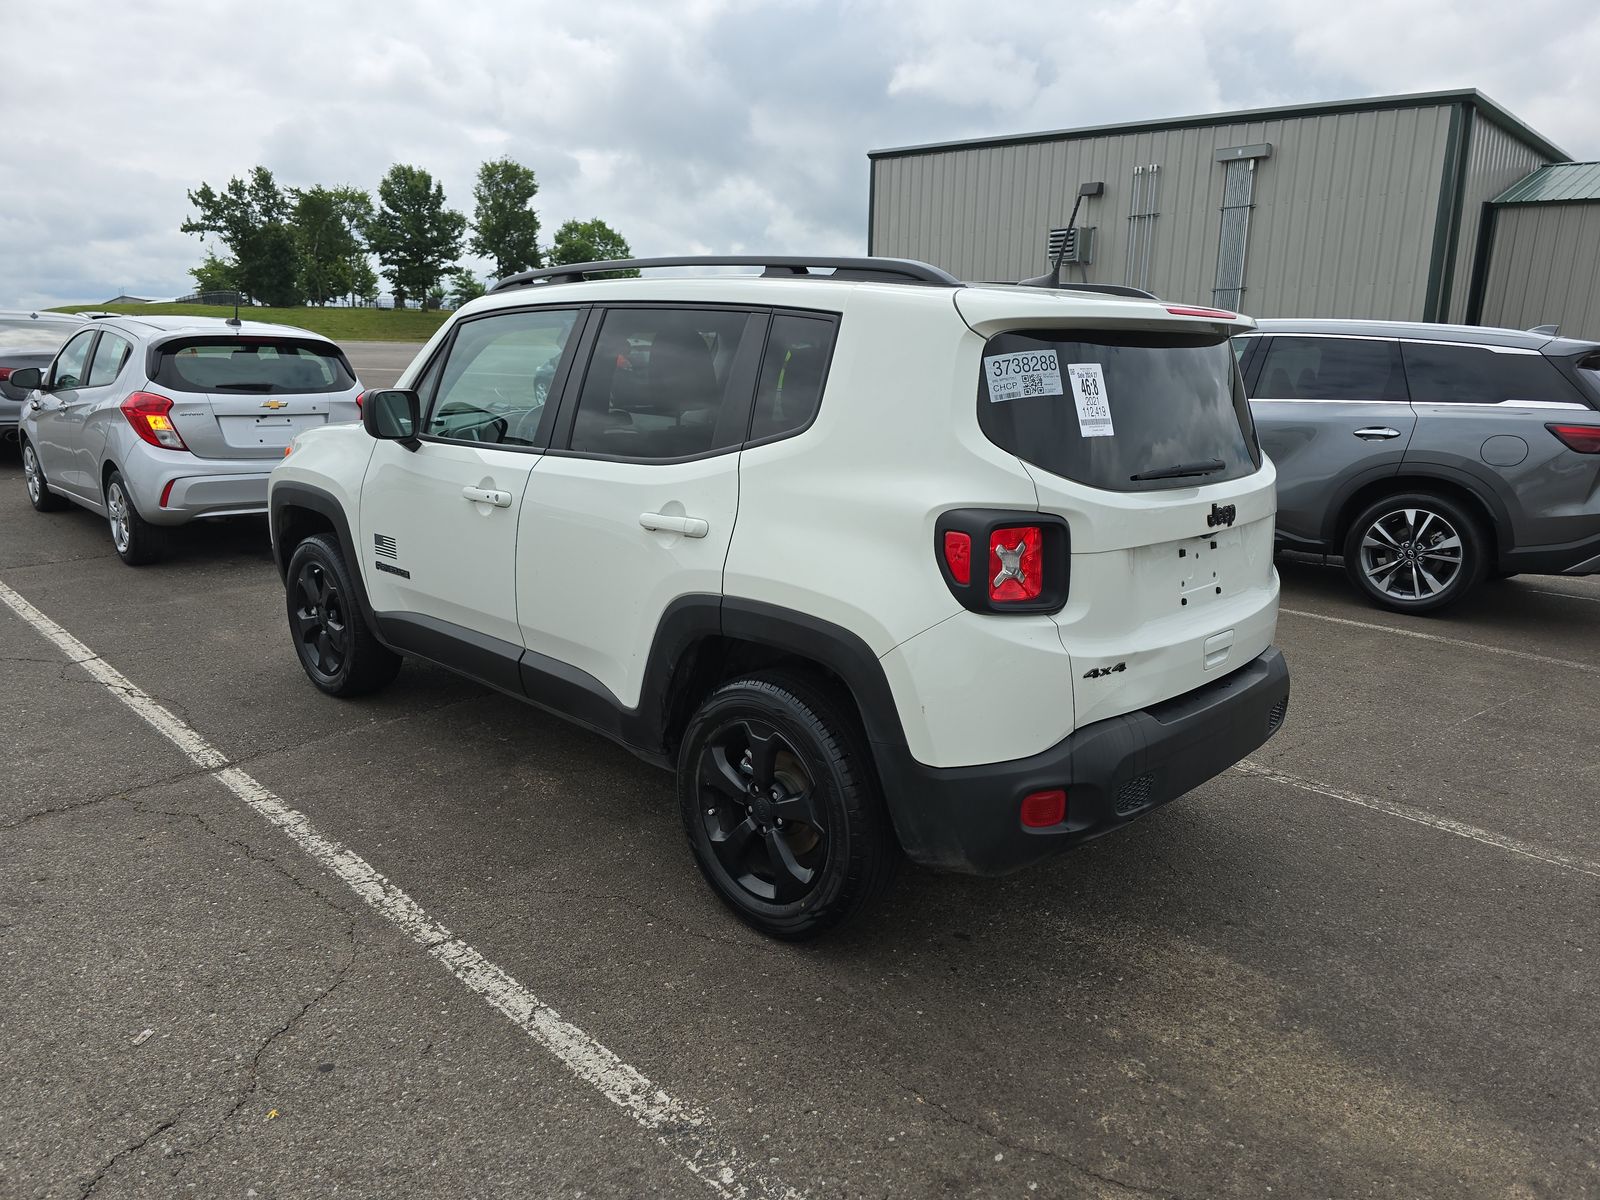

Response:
(992, 540), (1027, 589)
(261, 399), (288, 410)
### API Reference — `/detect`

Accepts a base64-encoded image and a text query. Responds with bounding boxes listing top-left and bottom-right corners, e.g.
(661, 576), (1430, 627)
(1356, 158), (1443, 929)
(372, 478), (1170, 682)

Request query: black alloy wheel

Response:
(679, 674), (897, 940)
(283, 534), (401, 697)
(293, 558), (350, 681)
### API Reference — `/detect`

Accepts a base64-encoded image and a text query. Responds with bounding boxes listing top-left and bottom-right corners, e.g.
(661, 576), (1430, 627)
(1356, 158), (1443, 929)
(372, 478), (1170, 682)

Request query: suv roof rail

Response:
(489, 256), (961, 293)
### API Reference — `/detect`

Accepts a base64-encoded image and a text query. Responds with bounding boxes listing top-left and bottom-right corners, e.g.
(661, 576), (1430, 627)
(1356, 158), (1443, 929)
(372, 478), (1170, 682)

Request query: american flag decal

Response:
(374, 533), (398, 559)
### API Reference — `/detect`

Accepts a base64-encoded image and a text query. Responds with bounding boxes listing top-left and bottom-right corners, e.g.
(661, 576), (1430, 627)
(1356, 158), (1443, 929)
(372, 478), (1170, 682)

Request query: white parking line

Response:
(0, 579), (798, 1200)
(1235, 759), (1600, 883)
(1278, 607), (1600, 675)
(1528, 588), (1600, 604)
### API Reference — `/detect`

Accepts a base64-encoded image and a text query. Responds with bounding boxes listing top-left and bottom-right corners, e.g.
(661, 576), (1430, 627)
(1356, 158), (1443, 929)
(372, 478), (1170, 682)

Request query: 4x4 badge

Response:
(1207, 503), (1236, 528)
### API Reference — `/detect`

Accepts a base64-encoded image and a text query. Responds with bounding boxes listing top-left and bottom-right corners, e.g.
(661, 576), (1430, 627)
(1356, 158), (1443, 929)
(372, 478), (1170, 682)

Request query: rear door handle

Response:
(1354, 426), (1402, 440)
(640, 511), (709, 538)
(462, 486), (513, 508)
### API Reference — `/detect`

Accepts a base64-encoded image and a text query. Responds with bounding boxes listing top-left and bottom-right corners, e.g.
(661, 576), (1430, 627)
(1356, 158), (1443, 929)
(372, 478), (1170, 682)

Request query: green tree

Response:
(365, 165), (466, 309)
(449, 267), (487, 307)
(180, 166), (304, 306)
(292, 184), (372, 305)
(189, 252), (238, 296)
(548, 218), (635, 273)
(469, 158), (542, 281)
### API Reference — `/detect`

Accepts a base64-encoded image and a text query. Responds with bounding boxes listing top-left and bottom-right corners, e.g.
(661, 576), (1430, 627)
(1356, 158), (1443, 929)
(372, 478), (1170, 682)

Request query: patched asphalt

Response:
(1, 345), (1597, 1198)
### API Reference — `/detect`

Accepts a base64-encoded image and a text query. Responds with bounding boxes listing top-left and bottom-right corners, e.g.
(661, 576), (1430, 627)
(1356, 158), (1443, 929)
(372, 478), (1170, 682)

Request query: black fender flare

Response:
(268, 482), (378, 627)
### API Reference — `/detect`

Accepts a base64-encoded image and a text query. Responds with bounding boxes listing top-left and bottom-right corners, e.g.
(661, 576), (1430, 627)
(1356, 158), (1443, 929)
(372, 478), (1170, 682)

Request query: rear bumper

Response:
(1501, 528), (1600, 576)
(878, 646), (1290, 875)
(118, 448), (273, 524)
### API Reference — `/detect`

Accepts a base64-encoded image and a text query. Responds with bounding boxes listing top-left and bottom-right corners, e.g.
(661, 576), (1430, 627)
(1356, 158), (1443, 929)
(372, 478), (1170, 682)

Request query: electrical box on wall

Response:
(1046, 226), (1095, 265)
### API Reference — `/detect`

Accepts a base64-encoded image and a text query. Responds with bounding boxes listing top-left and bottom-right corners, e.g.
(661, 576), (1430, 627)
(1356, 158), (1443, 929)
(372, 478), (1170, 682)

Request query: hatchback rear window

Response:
(152, 338), (354, 395)
(977, 329), (1260, 492)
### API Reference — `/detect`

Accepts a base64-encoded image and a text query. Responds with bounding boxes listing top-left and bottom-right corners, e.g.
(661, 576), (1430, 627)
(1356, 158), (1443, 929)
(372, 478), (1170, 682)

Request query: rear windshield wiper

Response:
(1129, 458), (1226, 482)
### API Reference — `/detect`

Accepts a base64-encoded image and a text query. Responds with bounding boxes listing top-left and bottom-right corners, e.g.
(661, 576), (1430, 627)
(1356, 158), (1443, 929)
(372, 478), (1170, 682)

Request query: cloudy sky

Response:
(3, 0), (1596, 308)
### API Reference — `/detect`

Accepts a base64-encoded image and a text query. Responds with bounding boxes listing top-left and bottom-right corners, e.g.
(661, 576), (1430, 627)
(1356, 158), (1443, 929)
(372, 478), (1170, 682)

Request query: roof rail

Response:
(489, 256), (961, 293)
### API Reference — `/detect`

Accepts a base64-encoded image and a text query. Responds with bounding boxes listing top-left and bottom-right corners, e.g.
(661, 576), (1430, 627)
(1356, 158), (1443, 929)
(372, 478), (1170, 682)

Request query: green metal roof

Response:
(1493, 162), (1600, 205)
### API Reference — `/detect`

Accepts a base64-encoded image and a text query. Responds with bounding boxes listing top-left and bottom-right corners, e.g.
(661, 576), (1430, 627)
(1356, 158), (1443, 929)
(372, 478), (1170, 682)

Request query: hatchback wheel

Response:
(1343, 491), (1488, 614)
(285, 533), (401, 697)
(21, 440), (66, 512)
(105, 470), (168, 565)
(678, 673), (897, 940)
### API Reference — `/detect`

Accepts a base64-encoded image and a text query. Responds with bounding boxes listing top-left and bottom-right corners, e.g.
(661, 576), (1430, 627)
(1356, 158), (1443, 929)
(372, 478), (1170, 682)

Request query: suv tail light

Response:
(935, 509), (1070, 613)
(121, 391), (189, 450)
(1547, 423), (1600, 454)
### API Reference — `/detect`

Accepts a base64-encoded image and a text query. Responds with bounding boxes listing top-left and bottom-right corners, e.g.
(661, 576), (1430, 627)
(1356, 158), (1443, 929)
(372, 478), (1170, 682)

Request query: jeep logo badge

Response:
(1207, 503), (1236, 529)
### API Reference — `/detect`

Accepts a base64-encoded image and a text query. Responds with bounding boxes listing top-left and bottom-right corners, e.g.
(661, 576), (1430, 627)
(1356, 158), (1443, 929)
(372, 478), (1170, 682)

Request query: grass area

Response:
(45, 302), (449, 343)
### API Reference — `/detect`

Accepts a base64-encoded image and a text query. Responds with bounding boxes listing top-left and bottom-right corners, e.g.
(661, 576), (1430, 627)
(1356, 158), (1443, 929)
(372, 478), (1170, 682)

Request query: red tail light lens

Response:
(1547, 423), (1600, 454)
(988, 526), (1043, 602)
(0, 367), (12, 382)
(942, 531), (972, 585)
(355, 390), (365, 412)
(1020, 789), (1067, 828)
(121, 391), (189, 450)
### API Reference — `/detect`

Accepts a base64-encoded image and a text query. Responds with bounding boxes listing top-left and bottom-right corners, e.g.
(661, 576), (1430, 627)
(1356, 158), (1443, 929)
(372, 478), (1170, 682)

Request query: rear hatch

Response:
(148, 335), (361, 459)
(957, 290), (1278, 727)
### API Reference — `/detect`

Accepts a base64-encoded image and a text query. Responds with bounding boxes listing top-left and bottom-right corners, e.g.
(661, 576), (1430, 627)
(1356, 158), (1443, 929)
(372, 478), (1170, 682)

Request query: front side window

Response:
(749, 313), (836, 441)
(977, 329), (1259, 493)
(1401, 342), (1588, 406)
(1255, 337), (1406, 402)
(426, 308), (578, 445)
(86, 333), (133, 387)
(153, 338), (355, 395)
(50, 330), (96, 389)
(567, 308), (752, 459)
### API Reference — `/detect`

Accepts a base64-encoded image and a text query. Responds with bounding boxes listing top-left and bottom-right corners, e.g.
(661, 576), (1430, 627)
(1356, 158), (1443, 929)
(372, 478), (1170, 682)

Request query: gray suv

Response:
(1238, 319), (1600, 613)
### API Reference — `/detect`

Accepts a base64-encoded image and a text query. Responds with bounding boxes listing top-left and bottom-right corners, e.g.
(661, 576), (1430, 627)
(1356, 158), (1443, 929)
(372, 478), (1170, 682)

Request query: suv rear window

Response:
(977, 329), (1260, 492)
(152, 338), (354, 395)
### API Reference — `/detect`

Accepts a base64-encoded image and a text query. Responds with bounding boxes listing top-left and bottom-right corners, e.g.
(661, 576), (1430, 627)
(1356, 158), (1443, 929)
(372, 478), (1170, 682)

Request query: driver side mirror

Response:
(362, 389), (421, 450)
(8, 366), (43, 392)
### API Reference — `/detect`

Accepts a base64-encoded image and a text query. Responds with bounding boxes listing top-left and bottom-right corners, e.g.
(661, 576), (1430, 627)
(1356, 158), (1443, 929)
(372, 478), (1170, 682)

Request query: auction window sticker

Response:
(984, 349), (1063, 404)
(1066, 362), (1115, 438)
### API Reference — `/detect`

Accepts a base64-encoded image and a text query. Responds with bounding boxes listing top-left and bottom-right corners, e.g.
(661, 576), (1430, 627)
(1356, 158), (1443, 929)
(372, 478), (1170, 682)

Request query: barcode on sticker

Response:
(1067, 362), (1114, 438)
(985, 349), (1064, 403)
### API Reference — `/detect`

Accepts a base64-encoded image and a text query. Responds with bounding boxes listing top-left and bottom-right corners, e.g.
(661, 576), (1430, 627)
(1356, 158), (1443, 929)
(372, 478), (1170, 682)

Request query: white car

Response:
(268, 256), (1289, 939)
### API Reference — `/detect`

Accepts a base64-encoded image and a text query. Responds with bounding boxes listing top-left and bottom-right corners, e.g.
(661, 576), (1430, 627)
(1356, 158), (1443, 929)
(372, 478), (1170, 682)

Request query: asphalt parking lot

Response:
(2, 344), (1598, 1199)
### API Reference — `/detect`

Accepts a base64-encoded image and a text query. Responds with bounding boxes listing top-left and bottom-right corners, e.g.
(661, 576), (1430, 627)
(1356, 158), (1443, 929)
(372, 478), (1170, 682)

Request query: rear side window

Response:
(86, 333), (132, 387)
(152, 338), (354, 395)
(750, 313), (836, 442)
(1401, 342), (1588, 406)
(1255, 337), (1405, 401)
(567, 307), (754, 460)
(977, 329), (1260, 493)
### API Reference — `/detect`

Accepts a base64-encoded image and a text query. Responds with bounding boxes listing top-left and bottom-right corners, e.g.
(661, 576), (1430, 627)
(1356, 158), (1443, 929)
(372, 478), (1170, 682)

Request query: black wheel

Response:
(21, 438), (67, 512)
(104, 469), (168, 565)
(285, 534), (401, 697)
(1342, 491), (1489, 615)
(678, 673), (897, 940)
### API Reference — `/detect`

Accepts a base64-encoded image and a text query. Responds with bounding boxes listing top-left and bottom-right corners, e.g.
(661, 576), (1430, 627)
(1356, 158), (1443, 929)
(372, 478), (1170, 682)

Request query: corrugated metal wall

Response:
(1478, 204), (1600, 340)
(1447, 117), (1553, 323)
(871, 106), (1458, 320)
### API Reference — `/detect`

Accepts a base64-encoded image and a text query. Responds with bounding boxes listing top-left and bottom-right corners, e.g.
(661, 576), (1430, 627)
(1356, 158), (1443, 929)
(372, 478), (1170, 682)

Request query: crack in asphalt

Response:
(78, 1112), (182, 1199)
(0, 763), (227, 831)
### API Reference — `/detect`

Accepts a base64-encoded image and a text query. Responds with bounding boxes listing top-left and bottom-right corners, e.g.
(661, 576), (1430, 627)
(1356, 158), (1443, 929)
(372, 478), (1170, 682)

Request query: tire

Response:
(20, 439), (67, 512)
(678, 672), (898, 940)
(1342, 491), (1489, 615)
(104, 469), (168, 565)
(284, 533), (401, 697)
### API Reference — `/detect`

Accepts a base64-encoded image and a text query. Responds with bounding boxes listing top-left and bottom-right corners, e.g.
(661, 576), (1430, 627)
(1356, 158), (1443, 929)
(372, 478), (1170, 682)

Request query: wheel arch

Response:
(269, 482), (377, 625)
(1334, 470), (1506, 564)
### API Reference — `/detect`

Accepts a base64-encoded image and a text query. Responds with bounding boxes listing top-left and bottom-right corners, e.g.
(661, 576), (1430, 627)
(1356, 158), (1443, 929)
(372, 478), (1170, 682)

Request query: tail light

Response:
(121, 391), (189, 450)
(1547, 423), (1600, 454)
(355, 390), (364, 412)
(935, 510), (1070, 613)
(0, 367), (12, 382)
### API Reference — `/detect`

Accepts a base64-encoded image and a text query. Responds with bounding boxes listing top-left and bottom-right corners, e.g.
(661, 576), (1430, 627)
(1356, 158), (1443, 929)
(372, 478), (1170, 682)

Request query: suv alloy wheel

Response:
(1342, 491), (1489, 614)
(285, 534), (402, 696)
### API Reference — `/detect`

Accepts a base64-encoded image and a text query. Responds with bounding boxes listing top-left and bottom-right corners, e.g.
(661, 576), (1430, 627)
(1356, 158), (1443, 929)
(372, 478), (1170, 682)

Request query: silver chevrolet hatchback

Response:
(15, 315), (361, 564)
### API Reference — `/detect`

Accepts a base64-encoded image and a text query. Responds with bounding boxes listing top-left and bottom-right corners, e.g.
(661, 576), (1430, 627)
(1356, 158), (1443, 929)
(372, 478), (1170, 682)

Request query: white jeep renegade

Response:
(269, 256), (1289, 939)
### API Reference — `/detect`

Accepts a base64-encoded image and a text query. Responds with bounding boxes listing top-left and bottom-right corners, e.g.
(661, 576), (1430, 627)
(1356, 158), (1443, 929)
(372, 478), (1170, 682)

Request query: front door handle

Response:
(462, 485), (513, 508)
(1354, 426), (1402, 440)
(640, 511), (709, 538)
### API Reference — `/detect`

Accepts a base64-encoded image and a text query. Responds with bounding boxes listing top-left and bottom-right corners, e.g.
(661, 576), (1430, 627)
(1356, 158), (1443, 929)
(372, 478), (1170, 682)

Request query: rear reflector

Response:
(1020, 789), (1066, 828)
(121, 391), (189, 451)
(989, 526), (1043, 602)
(1166, 305), (1237, 320)
(942, 531), (972, 585)
(159, 479), (175, 508)
(1547, 423), (1600, 454)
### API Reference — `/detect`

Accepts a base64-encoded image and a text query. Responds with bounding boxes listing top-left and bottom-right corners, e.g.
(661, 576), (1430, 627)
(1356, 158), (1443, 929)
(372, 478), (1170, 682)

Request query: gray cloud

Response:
(2, 0), (1595, 307)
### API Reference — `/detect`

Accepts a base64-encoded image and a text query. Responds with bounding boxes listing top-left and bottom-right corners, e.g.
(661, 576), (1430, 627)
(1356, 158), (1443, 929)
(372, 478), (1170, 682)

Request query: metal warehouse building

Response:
(1472, 162), (1600, 338)
(868, 90), (1593, 332)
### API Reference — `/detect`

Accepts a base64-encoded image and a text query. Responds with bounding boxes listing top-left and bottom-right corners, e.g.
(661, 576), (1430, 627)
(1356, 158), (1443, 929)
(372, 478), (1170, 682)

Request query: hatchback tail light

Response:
(1547, 423), (1600, 455)
(355, 390), (365, 412)
(935, 509), (1070, 613)
(121, 391), (189, 450)
(0, 367), (12, 382)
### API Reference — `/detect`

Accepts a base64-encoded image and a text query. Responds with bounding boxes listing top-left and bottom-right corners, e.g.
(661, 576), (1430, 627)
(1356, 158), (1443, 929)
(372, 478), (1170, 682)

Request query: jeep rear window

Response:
(152, 338), (354, 395)
(976, 329), (1260, 493)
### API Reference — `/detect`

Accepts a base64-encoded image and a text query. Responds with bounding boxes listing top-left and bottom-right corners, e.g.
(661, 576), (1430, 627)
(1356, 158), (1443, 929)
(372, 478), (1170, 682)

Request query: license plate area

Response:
(1170, 527), (1246, 610)
(219, 412), (326, 448)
